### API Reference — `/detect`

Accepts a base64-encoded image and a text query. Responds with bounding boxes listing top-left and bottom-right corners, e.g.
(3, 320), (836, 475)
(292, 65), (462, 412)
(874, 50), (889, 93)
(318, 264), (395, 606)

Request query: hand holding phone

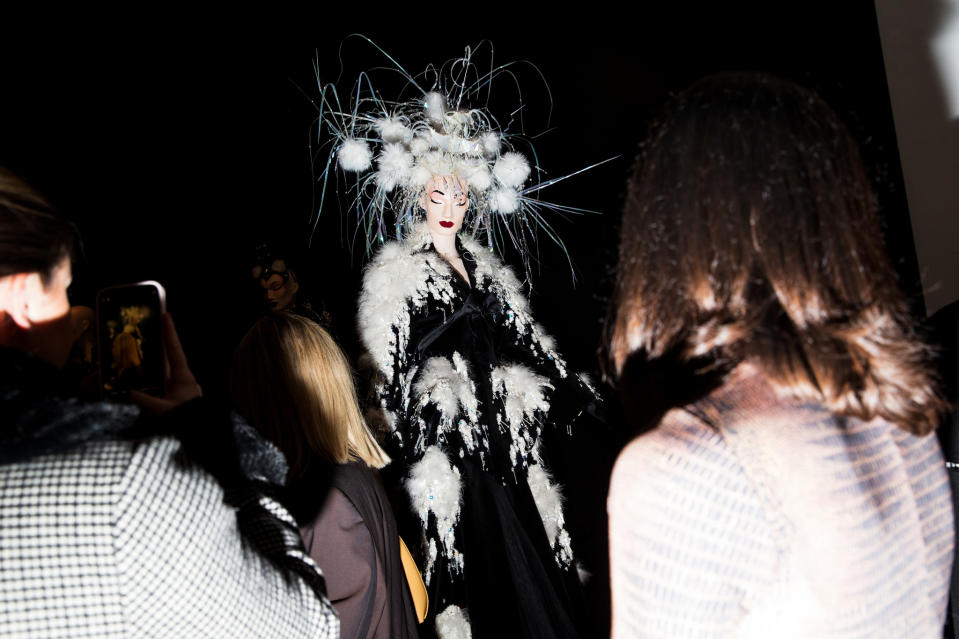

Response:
(130, 313), (202, 414)
(97, 281), (165, 398)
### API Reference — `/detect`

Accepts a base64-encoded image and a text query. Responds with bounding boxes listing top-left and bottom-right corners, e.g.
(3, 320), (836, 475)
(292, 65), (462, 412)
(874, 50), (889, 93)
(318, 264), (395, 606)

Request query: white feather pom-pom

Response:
(410, 135), (430, 156)
(492, 152), (530, 188)
(376, 144), (413, 192)
(482, 132), (501, 156)
(426, 92), (446, 123)
(409, 163), (433, 190)
(338, 138), (372, 172)
(375, 117), (413, 144)
(410, 163), (433, 189)
(489, 187), (520, 214)
(435, 605), (471, 639)
(465, 164), (491, 191)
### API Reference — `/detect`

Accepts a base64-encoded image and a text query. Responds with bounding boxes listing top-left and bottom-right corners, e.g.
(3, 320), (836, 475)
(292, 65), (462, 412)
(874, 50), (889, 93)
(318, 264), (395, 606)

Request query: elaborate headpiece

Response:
(312, 37), (608, 268)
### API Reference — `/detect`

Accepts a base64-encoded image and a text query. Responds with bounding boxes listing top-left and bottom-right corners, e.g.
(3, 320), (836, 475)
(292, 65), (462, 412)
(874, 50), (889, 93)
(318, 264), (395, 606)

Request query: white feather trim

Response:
(492, 364), (551, 464)
(492, 364), (551, 422)
(492, 151), (530, 188)
(435, 605), (471, 639)
(338, 138), (372, 172)
(426, 92), (446, 123)
(489, 187), (520, 214)
(407, 447), (463, 571)
(376, 144), (413, 192)
(482, 131), (500, 156)
(527, 464), (564, 545)
(375, 117), (412, 144)
(357, 222), (566, 392)
(527, 461), (574, 567)
(357, 239), (434, 379)
(413, 357), (461, 416)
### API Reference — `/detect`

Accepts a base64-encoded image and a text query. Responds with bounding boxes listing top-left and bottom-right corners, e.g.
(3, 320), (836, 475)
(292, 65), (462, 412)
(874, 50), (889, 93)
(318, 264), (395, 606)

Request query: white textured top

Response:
(608, 365), (954, 638)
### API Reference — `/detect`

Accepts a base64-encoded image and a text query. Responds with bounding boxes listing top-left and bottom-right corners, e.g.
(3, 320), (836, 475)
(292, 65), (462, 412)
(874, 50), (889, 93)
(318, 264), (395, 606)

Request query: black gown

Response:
(358, 223), (593, 639)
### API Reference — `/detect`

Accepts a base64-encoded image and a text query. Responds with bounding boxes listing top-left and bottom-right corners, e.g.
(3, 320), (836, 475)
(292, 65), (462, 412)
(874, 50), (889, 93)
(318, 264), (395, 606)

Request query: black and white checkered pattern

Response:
(0, 436), (339, 638)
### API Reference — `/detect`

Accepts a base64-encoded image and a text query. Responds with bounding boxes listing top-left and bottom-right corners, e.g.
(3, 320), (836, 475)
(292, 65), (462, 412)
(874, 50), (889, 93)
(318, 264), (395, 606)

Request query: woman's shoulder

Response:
(609, 407), (735, 507)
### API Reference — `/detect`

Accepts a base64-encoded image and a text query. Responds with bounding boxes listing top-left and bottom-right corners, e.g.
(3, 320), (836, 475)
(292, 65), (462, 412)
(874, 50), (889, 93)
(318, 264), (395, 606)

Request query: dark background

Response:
(0, 4), (915, 633)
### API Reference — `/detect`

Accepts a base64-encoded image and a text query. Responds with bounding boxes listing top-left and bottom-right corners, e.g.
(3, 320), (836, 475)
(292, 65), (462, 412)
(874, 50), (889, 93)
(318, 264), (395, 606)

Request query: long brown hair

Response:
(231, 312), (389, 478)
(609, 73), (945, 435)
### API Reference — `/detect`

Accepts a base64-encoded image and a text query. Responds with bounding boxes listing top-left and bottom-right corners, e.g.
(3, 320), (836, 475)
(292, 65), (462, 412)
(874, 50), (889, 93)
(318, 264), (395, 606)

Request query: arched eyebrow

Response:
(431, 189), (446, 196)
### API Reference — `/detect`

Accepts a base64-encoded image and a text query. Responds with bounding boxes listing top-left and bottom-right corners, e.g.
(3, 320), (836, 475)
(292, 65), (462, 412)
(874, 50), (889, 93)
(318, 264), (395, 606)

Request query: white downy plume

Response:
(466, 164), (492, 191)
(454, 157), (491, 192)
(435, 605), (471, 639)
(338, 138), (372, 172)
(409, 134), (431, 156)
(406, 446), (462, 540)
(376, 144), (413, 192)
(375, 116), (412, 143)
(410, 163), (434, 189)
(426, 91), (446, 124)
(489, 187), (520, 214)
(482, 131), (501, 156)
(492, 151), (530, 188)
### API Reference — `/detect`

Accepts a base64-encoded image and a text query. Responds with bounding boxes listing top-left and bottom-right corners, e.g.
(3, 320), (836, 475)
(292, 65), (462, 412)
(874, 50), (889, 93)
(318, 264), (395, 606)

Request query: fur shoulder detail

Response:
(358, 231), (434, 376)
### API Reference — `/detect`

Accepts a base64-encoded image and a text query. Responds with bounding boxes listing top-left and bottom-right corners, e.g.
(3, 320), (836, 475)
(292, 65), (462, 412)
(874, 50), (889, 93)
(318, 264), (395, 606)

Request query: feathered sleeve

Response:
(477, 251), (602, 432)
(358, 240), (430, 462)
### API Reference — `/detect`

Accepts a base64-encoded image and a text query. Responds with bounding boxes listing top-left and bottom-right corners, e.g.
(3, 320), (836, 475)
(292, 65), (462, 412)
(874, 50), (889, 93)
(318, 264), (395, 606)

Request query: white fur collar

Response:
(357, 223), (529, 376)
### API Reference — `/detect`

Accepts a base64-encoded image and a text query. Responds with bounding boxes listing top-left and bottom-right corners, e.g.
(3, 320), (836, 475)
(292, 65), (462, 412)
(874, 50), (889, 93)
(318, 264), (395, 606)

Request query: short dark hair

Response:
(609, 73), (946, 435)
(0, 167), (76, 284)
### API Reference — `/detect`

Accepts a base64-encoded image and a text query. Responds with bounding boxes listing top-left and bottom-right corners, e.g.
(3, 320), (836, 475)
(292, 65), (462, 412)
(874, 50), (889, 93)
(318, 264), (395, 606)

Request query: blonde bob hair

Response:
(231, 312), (389, 477)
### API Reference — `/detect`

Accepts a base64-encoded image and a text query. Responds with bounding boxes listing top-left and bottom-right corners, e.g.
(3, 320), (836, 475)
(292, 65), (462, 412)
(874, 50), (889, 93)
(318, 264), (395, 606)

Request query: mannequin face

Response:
(252, 259), (299, 311)
(422, 175), (468, 239)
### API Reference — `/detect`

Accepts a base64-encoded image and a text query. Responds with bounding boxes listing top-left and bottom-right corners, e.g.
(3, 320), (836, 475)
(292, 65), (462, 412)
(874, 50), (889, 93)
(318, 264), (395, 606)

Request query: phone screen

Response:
(97, 282), (165, 399)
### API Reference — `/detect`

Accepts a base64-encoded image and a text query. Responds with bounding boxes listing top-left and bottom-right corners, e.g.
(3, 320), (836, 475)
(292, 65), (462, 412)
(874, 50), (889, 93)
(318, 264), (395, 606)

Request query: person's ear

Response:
(0, 273), (37, 330)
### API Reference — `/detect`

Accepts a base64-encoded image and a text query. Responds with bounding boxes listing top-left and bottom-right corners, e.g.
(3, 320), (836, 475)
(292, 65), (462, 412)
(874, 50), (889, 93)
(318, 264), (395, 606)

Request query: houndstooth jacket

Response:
(0, 347), (338, 638)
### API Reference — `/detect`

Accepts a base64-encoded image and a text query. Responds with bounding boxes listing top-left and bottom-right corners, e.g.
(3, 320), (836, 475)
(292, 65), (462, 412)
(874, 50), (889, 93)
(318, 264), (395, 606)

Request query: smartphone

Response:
(96, 281), (166, 399)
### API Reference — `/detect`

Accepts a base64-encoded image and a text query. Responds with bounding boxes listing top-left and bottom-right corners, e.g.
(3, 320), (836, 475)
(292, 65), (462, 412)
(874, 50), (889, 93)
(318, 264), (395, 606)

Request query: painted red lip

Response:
(439, 221), (454, 229)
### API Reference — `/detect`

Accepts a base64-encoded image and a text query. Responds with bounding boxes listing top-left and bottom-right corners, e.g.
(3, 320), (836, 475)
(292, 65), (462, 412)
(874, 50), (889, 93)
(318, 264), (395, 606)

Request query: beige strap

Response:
(398, 536), (428, 623)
